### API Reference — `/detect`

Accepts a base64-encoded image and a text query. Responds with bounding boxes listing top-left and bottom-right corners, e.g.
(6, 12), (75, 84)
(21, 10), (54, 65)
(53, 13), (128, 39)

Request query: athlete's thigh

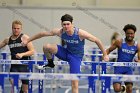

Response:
(55, 45), (67, 61)
(68, 54), (82, 73)
(44, 43), (58, 54)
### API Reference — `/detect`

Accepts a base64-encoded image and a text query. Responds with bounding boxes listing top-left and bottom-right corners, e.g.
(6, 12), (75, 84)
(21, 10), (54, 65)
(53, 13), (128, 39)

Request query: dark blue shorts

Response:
(10, 64), (29, 84)
(114, 66), (133, 74)
(113, 66), (133, 85)
(55, 45), (83, 73)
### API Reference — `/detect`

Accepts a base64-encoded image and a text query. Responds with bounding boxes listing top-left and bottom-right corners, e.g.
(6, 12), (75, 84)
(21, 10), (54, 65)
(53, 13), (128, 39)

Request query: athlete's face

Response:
(12, 24), (22, 36)
(125, 29), (135, 42)
(61, 21), (72, 32)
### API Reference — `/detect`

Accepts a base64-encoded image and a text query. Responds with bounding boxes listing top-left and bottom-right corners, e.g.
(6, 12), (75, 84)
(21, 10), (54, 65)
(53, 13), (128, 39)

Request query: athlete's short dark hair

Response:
(123, 24), (136, 33)
(61, 14), (73, 23)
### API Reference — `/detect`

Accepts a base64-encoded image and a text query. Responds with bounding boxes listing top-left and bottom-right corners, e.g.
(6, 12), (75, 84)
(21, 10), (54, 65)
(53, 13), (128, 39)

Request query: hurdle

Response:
(0, 60), (140, 93)
(0, 52), (140, 93)
(0, 53), (11, 72)
(88, 61), (140, 93)
(0, 52), (48, 93)
(0, 71), (140, 93)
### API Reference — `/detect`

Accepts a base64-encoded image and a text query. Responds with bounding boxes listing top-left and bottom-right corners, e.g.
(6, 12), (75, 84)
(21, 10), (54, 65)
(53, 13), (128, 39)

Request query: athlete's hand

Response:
(134, 58), (139, 62)
(16, 53), (23, 59)
(102, 55), (109, 62)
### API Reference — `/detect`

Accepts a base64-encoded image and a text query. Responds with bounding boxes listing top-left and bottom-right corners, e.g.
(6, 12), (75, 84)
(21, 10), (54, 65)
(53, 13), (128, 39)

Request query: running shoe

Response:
(35, 63), (55, 70)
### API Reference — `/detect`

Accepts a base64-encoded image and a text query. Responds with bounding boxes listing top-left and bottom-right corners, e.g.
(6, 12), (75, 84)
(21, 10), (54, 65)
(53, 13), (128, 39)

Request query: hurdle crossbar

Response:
(0, 72), (140, 81)
(0, 60), (140, 67)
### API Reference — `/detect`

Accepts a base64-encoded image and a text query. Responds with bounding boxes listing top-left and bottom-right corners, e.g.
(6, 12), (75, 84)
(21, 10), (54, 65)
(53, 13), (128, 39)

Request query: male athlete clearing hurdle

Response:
(23, 14), (109, 93)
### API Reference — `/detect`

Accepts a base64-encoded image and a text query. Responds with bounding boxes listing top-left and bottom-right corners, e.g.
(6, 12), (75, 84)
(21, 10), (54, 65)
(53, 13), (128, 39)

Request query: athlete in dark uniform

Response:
(106, 24), (140, 93)
(8, 33), (31, 93)
(0, 20), (34, 93)
(23, 14), (109, 93)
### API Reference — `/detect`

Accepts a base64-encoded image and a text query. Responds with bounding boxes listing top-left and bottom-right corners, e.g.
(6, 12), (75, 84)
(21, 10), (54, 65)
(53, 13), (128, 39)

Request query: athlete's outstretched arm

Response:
(79, 29), (109, 61)
(27, 31), (53, 43)
(106, 40), (120, 55)
(23, 28), (61, 45)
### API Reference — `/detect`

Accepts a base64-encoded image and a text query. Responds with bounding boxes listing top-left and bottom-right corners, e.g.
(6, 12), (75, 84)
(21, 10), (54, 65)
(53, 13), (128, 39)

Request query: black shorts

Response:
(10, 64), (29, 84)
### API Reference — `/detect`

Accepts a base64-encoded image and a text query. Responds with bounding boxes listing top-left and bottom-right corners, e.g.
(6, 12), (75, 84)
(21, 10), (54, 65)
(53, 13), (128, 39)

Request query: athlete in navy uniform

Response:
(23, 14), (109, 93)
(106, 24), (140, 93)
(0, 20), (34, 93)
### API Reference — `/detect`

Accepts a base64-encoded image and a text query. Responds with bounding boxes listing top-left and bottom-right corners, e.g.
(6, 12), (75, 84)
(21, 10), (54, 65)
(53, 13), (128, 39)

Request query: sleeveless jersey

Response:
(8, 33), (31, 60)
(61, 27), (85, 58)
(117, 38), (138, 62)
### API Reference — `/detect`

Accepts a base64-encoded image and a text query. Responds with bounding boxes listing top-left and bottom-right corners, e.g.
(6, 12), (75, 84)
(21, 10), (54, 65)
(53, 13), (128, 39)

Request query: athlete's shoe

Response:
(36, 64), (55, 70)
(121, 85), (126, 93)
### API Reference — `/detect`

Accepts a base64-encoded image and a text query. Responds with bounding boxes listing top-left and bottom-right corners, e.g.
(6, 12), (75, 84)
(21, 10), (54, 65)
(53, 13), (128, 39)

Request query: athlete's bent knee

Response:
(43, 44), (52, 50)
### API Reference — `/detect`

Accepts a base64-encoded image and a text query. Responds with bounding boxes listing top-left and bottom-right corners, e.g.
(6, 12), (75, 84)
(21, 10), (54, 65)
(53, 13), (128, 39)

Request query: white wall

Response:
(1, 0), (140, 7)
(0, 6), (140, 52)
